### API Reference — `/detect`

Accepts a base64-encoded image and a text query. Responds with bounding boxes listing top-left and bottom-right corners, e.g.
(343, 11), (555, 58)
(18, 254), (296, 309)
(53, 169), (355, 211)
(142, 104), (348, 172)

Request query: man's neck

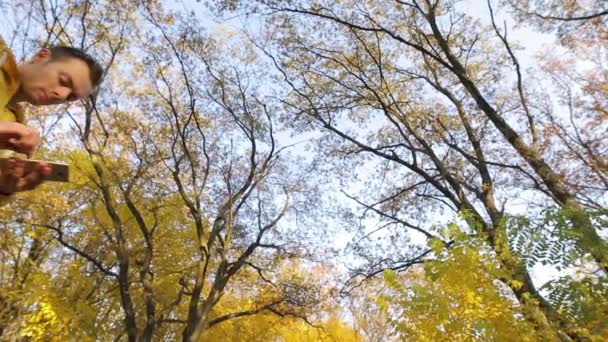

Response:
(9, 90), (25, 105)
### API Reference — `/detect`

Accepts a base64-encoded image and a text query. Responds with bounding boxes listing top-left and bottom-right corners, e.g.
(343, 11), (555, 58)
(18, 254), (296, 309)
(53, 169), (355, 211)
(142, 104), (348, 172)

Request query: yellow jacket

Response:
(0, 36), (26, 203)
(0, 36), (25, 124)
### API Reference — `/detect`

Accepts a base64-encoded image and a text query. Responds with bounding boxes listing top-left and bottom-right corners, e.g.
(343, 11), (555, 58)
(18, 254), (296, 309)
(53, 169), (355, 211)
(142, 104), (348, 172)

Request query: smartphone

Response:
(0, 158), (69, 182)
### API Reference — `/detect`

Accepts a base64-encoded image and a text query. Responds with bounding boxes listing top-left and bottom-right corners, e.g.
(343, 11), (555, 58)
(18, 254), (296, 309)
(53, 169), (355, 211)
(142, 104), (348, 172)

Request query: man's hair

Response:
(48, 46), (104, 87)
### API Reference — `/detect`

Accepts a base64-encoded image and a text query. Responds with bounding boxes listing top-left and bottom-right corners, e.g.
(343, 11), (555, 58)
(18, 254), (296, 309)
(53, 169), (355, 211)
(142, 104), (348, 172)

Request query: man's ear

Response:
(30, 49), (51, 63)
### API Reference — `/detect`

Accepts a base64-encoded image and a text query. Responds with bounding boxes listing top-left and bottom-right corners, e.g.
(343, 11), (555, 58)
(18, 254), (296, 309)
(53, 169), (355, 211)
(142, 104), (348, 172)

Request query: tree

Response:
(379, 231), (540, 341)
(505, 0), (607, 211)
(250, 0), (607, 270)
(1, 0), (606, 340)
(505, 0), (608, 47)
(210, 0), (607, 339)
(379, 216), (607, 341)
(1, 0), (338, 340)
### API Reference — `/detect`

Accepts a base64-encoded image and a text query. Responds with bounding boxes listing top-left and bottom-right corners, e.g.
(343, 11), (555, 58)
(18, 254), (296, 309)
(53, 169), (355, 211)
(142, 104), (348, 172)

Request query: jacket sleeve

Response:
(0, 36), (22, 206)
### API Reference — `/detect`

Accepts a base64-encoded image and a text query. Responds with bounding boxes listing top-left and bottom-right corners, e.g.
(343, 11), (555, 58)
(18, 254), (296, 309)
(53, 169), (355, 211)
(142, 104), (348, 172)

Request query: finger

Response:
(29, 130), (42, 158)
(24, 146), (34, 158)
(12, 143), (34, 158)
(36, 162), (51, 177)
(0, 159), (18, 194)
(17, 138), (38, 158)
(3, 158), (19, 180)
(17, 161), (50, 191)
(0, 123), (25, 143)
(18, 169), (46, 192)
(31, 128), (41, 148)
(0, 137), (20, 152)
(12, 159), (25, 179)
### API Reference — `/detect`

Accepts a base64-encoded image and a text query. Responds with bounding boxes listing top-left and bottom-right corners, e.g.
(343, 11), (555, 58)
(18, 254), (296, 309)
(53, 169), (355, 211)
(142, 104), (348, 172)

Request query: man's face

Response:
(19, 49), (93, 106)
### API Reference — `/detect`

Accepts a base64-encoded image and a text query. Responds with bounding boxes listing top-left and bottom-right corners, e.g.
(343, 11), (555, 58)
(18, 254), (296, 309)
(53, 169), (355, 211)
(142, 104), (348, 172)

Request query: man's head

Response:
(16, 46), (103, 106)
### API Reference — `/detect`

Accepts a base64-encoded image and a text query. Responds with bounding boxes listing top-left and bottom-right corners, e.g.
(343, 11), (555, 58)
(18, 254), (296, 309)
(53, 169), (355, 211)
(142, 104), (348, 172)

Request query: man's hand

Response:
(0, 122), (41, 157)
(0, 158), (51, 195)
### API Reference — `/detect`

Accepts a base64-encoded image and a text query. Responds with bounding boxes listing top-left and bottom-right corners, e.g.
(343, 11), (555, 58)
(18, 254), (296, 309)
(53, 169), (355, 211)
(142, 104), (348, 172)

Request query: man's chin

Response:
(28, 98), (50, 106)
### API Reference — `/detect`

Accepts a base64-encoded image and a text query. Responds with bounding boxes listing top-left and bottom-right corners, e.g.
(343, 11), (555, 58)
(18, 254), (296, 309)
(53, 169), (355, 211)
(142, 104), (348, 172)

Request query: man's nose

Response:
(52, 86), (71, 101)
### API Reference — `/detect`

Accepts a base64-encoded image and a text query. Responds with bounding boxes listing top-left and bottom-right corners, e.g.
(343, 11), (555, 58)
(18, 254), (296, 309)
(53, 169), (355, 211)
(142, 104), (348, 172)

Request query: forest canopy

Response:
(0, 0), (606, 341)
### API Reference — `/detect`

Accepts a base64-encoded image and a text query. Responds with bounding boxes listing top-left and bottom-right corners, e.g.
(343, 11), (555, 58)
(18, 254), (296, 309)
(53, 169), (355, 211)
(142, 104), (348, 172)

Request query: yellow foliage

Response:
(379, 236), (539, 342)
(19, 298), (67, 341)
(201, 313), (361, 342)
